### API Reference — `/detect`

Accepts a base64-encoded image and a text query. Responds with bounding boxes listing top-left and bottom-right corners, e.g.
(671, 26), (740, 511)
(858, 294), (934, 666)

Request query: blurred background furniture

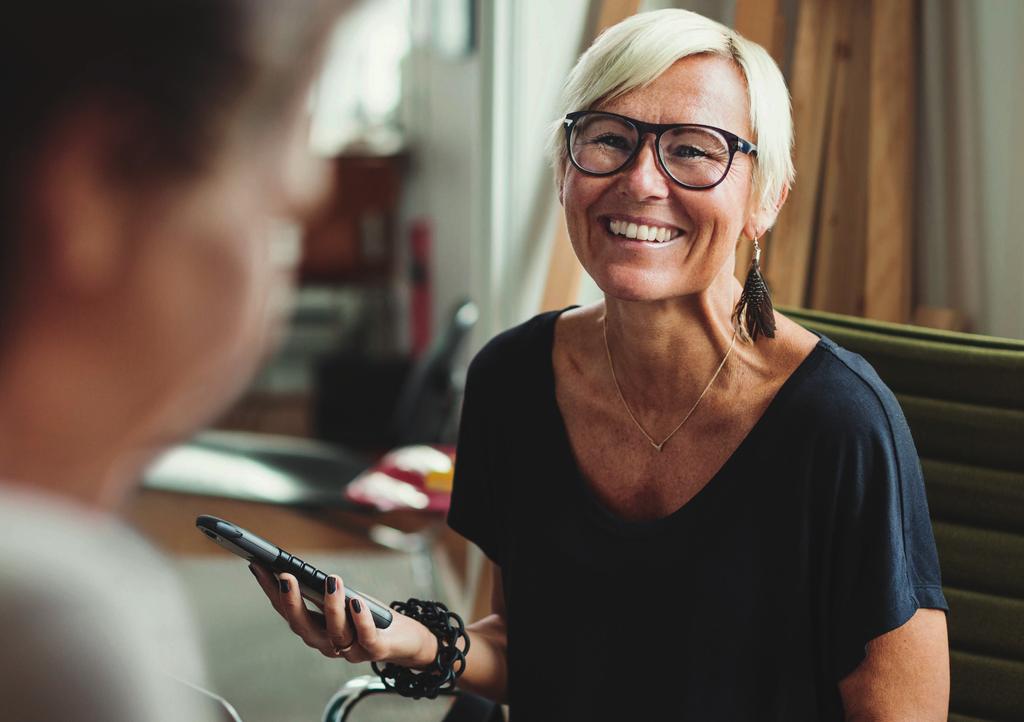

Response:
(138, 299), (479, 603)
(784, 306), (1024, 722)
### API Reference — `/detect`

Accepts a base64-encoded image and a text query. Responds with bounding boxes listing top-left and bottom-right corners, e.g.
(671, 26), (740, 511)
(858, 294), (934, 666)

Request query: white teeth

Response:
(608, 219), (678, 242)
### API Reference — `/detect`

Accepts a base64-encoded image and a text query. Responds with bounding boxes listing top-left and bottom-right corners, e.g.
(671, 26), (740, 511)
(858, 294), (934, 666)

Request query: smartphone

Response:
(196, 514), (393, 629)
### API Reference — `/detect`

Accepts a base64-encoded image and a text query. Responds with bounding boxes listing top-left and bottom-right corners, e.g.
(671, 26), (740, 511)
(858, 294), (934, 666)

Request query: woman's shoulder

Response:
(468, 306), (575, 380)
(0, 486), (200, 634)
(0, 485), (212, 719)
(780, 326), (910, 446)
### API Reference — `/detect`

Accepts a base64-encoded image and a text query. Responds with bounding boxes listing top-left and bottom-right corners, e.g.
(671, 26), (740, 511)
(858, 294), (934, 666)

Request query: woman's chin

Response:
(590, 269), (690, 303)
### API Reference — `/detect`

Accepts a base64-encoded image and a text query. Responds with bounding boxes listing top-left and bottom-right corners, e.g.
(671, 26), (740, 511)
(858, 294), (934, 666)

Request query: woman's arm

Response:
(453, 562), (509, 702)
(838, 608), (949, 721)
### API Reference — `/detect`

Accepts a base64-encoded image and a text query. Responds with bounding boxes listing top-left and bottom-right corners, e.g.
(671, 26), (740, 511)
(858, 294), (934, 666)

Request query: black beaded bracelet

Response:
(372, 598), (470, 700)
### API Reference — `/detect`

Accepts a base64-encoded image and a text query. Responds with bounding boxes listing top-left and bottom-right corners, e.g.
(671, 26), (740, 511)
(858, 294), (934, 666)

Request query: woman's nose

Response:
(618, 136), (670, 199)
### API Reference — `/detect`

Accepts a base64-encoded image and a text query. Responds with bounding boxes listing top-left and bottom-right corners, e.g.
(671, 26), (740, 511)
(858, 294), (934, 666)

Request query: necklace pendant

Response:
(603, 317), (738, 457)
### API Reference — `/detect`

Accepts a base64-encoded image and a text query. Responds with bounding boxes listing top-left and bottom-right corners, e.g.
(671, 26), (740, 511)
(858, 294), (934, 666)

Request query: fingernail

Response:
(279, 579), (290, 594)
(350, 598), (362, 614)
(327, 576), (337, 594)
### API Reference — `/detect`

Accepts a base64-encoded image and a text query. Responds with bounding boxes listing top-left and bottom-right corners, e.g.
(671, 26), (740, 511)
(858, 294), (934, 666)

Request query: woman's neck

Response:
(0, 334), (155, 512)
(601, 273), (745, 410)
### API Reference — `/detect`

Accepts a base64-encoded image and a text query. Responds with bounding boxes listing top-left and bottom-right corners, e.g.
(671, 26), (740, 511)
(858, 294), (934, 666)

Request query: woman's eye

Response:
(590, 133), (631, 150)
(670, 145), (709, 159)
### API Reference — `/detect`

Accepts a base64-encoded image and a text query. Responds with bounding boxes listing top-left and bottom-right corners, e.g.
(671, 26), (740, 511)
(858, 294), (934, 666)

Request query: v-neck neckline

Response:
(542, 306), (830, 536)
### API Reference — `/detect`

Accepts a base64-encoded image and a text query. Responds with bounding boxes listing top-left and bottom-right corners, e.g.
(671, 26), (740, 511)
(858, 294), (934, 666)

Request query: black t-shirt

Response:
(447, 308), (948, 721)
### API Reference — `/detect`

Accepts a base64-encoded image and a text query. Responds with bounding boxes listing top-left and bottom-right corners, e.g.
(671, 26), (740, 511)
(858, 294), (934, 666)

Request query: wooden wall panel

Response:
(734, 0), (787, 64)
(865, 0), (915, 323)
(763, 0), (842, 307)
(539, 215), (583, 312)
(733, 0), (787, 282)
(810, 0), (870, 315)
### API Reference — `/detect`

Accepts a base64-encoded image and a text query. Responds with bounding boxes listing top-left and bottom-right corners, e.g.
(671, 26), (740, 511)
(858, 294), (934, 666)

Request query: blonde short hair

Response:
(548, 8), (794, 213)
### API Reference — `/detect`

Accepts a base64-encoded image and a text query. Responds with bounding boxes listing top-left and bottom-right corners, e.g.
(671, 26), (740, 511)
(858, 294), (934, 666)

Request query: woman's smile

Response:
(599, 213), (685, 246)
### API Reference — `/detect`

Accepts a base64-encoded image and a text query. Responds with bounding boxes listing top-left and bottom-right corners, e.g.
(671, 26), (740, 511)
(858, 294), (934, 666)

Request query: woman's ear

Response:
(743, 183), (790, 240)
(29, 109), (134, 297)
(556, 157), (573, 207)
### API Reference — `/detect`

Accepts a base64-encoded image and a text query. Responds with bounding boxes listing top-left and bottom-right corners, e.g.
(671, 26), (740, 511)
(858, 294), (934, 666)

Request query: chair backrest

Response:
(782, 306), (1024, 722)
(391, 298), (478, 446)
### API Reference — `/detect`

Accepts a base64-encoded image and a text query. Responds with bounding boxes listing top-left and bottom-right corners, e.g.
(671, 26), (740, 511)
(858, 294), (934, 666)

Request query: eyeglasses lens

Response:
(570, 114), (639, 174)
(660, 126), (731, 188)
(570, 114), (732, 188)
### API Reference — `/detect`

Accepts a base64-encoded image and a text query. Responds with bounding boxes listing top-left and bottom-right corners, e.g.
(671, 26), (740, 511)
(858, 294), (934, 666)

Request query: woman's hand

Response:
(249, 564), (437, 667)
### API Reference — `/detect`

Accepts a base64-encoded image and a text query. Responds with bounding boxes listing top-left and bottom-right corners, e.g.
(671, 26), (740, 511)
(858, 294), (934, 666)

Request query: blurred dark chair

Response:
(391, 299), (479, 447)
(314, 298), (479, 454)
(144, 298), (477, 506)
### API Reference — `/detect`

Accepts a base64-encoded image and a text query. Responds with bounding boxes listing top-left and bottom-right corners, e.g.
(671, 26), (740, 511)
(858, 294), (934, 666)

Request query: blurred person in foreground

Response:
(0, 1), (342, 719)
(255, 9), (950, 721)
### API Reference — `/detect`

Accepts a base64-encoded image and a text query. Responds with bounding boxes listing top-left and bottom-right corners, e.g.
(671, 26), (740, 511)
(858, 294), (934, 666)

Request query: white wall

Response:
(399, 0), (482, 346)
(476, 0), (591, 337)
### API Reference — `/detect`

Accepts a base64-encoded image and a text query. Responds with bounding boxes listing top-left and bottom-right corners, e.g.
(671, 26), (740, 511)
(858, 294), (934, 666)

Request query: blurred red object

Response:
(410, 218), (432, 357)
(344, 444), (455, 512)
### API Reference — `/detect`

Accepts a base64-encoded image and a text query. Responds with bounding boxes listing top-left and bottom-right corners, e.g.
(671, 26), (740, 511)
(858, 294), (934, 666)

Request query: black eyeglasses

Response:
(563, 110), (758, 190)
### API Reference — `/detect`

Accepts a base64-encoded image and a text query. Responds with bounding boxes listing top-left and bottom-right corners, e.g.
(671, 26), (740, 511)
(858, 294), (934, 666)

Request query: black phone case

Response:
(196, 514), (393, 629)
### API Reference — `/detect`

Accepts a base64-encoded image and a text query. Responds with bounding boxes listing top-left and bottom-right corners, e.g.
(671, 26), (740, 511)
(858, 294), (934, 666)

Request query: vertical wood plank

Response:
(864, 0), (915, 323)
(539, 0), (641, 313)
(539, 216), (583, 312)
(913, 306), (968, 332)
(734, 0), (787, 66)
(594, 0), (642, 35)
(733, 0), (787, 281)
(810, 0), (870, 314)
(763, 0), (841, 307)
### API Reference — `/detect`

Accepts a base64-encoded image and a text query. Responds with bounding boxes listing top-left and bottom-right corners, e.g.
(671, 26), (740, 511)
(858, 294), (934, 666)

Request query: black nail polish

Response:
(350, 598), (362, 614)
(327, 576), (337, 594)
(279, 579), (290, 594)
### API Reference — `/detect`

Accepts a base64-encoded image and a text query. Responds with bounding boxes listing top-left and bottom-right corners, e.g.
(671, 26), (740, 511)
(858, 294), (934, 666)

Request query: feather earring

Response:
(732, 236), (776, 342)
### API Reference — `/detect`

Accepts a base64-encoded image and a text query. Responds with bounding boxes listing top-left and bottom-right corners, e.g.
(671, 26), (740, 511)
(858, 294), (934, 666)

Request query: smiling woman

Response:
(440, 8), (950, 722)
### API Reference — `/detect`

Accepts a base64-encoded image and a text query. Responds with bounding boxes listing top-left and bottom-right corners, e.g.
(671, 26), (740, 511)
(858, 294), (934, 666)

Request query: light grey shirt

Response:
(0, 485), (220, 722)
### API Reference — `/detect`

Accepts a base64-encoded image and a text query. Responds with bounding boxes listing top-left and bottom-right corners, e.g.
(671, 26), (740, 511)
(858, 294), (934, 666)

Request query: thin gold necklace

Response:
(602, 315), (737, 452)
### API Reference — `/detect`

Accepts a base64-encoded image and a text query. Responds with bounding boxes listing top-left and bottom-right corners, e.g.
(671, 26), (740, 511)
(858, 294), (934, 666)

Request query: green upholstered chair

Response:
(782, 306), (1024, 722)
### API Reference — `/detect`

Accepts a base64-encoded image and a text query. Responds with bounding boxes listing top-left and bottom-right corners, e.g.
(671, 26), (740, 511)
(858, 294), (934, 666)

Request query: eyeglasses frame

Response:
(562, 110), (758, 190)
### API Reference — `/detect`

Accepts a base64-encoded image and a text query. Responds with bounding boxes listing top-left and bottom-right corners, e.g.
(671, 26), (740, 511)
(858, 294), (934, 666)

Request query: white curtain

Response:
(917, 0), (1024, 339)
